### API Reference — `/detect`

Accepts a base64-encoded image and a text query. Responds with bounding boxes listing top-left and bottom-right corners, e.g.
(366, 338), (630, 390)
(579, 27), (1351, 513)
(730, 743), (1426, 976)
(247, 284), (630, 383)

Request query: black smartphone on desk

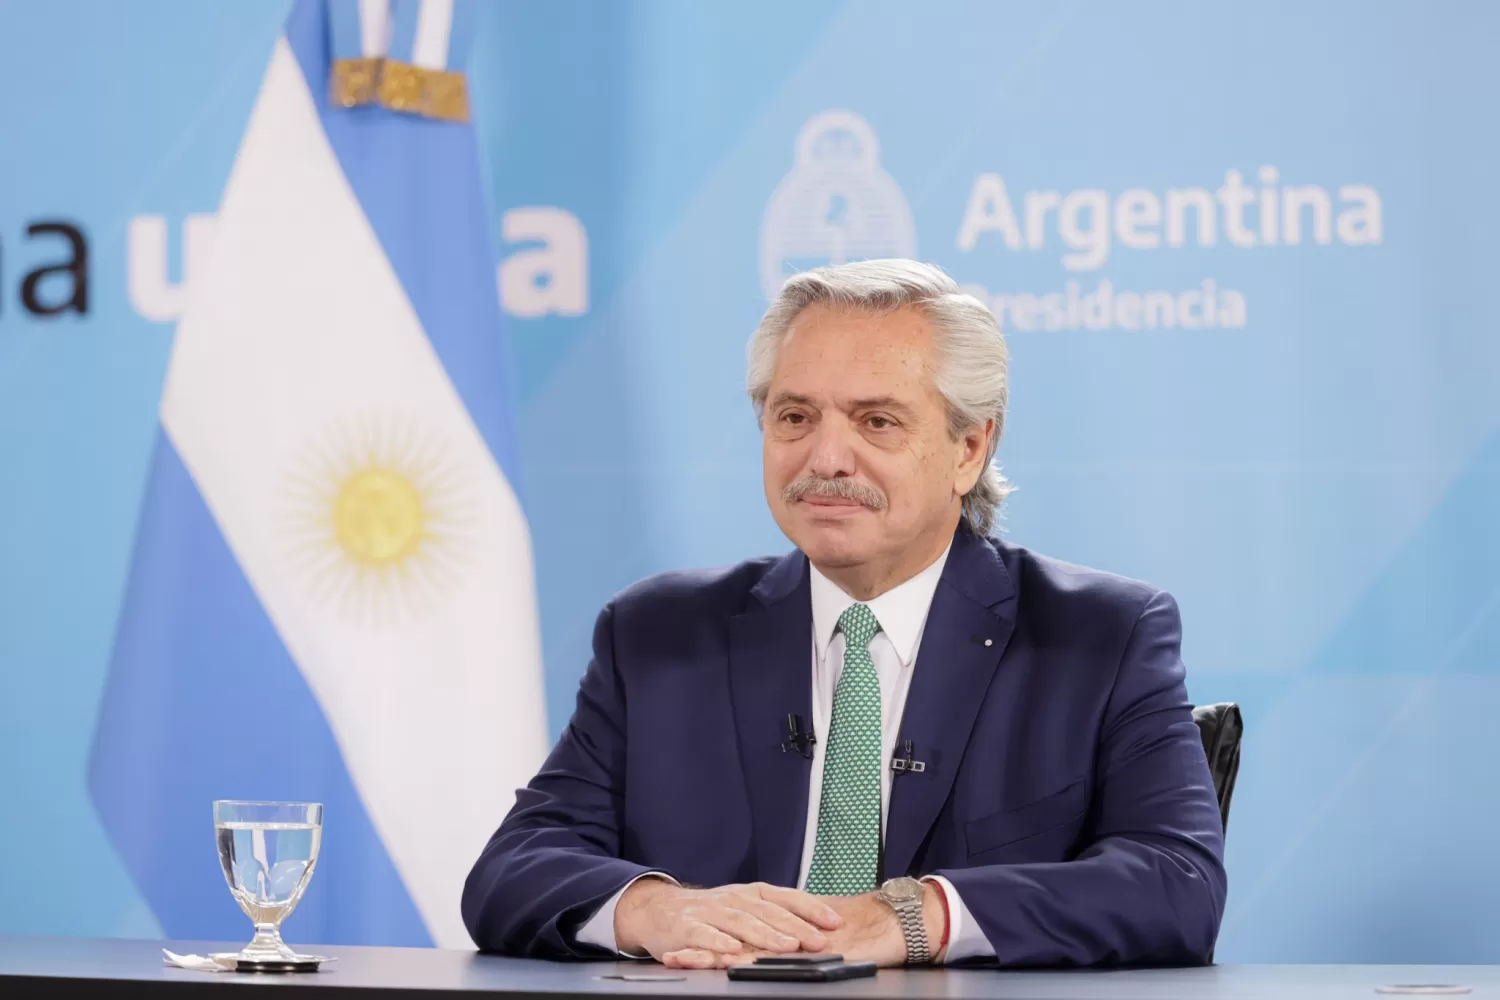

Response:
(727, 955), (878, 982)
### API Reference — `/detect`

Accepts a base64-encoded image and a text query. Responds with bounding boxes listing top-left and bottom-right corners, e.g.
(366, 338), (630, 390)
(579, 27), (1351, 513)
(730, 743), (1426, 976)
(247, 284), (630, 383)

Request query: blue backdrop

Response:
(2, 0), (1497, 963)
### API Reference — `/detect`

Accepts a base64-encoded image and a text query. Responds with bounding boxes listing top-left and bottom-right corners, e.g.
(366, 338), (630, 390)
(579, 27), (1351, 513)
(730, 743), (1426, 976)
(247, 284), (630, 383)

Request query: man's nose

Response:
(806, 418), (858, 480)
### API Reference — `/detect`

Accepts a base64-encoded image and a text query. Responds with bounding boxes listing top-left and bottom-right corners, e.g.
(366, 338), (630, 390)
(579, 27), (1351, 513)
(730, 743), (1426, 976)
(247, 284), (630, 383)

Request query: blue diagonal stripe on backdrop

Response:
(1219, 426), (1500, 962)
(1303, 443), (1500, 677)
(87, 432), (432, 946)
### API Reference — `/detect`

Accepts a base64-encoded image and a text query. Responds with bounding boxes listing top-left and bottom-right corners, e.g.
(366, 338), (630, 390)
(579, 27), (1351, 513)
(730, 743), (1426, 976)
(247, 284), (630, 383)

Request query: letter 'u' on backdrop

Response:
(1, 0), (1499, 966)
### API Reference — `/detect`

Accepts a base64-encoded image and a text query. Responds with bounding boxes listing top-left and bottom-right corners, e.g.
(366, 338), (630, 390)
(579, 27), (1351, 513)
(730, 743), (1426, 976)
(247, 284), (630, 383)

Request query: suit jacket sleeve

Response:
(935, 590), (1228, 966)
(462, 601), (668, 956)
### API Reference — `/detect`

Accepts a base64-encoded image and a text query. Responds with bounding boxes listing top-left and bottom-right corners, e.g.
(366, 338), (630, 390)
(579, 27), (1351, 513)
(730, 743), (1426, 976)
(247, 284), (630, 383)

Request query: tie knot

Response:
(837, 603), (881, 647)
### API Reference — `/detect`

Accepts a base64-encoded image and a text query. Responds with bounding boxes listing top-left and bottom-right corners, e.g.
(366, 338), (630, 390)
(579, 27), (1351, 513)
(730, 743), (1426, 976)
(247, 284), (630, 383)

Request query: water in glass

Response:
(213, 801), (323, 963)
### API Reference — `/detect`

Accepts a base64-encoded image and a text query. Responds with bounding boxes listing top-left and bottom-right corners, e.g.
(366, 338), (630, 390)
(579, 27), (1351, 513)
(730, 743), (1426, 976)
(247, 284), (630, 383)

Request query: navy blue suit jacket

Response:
(462, 528), (1227, 965)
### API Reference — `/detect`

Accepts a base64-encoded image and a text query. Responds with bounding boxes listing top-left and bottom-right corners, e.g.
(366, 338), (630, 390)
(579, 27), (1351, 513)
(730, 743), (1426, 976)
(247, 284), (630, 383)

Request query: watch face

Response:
(881, 877), (922, 903)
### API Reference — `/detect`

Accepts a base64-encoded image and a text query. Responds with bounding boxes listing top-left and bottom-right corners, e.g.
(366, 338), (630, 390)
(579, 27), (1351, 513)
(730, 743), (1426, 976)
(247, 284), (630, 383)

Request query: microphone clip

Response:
(891, 739), (926, 774)
(781, 714), (816, 758)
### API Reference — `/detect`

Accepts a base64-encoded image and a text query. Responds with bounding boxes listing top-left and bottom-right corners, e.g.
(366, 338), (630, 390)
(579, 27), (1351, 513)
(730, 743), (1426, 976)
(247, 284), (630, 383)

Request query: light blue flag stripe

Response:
(88, 433), (432, 946)
(286, 0), (526, 491)
(386, 0), (421, 66)
(326, 0), (364, 61)
(445, 0), (481, 72)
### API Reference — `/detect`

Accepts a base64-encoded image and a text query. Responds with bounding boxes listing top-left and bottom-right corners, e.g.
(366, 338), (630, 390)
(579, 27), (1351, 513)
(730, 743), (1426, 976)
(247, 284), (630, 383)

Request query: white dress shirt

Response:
(577, 542), (994, 962)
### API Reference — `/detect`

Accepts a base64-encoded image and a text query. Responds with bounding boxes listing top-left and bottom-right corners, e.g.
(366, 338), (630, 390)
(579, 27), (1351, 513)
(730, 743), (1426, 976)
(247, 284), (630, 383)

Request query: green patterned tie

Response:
(805, 603), (883, 896)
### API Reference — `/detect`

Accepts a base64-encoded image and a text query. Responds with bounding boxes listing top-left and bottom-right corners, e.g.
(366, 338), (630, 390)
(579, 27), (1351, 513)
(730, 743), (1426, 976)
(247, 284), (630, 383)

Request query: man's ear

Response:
(954, 419), (995, 496)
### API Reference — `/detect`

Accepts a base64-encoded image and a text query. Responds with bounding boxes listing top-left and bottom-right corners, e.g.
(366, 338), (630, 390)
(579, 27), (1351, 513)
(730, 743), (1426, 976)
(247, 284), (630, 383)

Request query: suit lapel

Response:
(884, 530), (1018, 879)
(728, 551), (814, 888)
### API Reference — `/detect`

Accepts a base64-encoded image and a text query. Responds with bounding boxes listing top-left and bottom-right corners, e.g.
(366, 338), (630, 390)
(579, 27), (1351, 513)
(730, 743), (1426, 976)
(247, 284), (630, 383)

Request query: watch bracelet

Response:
(897, 900), (931, 964)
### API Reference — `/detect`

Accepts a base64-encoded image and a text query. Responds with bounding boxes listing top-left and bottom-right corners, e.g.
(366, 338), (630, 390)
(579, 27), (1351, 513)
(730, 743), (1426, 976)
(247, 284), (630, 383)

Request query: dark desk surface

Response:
(4, 935), (1499, 1000)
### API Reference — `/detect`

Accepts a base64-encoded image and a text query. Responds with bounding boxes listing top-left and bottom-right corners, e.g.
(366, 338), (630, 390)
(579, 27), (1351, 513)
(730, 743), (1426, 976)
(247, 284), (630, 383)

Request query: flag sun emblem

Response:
(282, 416), (474, 622)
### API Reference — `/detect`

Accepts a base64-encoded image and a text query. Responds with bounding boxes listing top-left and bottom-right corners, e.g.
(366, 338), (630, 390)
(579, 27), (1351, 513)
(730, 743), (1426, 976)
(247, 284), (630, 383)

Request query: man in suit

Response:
(462, 259), (1227, 968)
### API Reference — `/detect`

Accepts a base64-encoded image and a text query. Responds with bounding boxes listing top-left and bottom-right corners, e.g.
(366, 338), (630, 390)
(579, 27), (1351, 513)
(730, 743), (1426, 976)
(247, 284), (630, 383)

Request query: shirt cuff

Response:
(923, 875), (995, 963)
(573, 872), (679, 957)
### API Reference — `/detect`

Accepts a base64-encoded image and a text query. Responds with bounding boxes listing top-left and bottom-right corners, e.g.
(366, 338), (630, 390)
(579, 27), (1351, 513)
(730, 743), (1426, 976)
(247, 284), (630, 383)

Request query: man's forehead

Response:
(778, 318), (933, 375)
(773, 323), (935, 387)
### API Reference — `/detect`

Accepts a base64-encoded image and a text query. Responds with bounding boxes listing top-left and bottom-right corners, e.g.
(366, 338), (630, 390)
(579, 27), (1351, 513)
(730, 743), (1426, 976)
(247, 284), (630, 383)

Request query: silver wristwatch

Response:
(876, 876), (932, 964)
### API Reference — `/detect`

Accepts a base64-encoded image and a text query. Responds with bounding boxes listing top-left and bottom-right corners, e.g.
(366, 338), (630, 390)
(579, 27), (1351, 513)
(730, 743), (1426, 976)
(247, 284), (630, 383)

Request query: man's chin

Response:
(792, 520), (877, 568)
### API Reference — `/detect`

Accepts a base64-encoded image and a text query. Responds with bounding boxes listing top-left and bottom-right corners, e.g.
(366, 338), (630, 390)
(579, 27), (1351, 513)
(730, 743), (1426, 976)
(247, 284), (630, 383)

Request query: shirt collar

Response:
(809, 540), (953, 667)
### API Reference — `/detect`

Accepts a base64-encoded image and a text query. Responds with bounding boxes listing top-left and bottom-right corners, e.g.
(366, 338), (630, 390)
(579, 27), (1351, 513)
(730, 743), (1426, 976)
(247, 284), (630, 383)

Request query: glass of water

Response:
(214, 800), (323, 963)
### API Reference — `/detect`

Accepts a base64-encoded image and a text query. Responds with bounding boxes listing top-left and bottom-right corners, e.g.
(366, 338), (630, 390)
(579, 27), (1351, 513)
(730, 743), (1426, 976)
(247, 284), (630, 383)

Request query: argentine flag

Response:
(88, 0), (546, 949)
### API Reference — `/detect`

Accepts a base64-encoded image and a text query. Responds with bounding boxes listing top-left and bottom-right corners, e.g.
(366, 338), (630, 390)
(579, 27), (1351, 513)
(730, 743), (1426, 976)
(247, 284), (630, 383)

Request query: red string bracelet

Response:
(930, 881), (951, 961)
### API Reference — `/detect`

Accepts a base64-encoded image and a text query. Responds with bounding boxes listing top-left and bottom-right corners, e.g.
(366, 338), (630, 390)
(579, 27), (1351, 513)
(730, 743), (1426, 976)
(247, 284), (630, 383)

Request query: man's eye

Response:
(867, 415), (894, 430)
(782, 412), (807, 425)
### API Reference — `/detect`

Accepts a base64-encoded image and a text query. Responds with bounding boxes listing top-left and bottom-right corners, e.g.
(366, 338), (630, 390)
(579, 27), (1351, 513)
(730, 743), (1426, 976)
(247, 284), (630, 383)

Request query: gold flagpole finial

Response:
(330, 57), (382, 109)
(330, 59), (470, 123)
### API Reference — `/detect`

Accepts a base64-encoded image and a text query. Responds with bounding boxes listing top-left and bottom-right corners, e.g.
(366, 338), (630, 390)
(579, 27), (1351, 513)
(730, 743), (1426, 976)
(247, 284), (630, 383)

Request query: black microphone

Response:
(781, 713), (817, 758)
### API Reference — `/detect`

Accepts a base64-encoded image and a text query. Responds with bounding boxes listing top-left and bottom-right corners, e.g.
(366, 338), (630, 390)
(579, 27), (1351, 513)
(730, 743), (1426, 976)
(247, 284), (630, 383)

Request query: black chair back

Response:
(1191, 702), (1242, 833)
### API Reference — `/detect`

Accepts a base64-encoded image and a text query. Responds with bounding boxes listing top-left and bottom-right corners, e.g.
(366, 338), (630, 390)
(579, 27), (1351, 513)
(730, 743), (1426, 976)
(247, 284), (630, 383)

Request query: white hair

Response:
(747, 259), (1014, 536)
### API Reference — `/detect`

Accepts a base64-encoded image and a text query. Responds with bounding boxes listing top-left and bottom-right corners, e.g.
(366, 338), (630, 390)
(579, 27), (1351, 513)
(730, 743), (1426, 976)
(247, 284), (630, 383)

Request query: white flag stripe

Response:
(358, 0), (391, 58)
(162, 39), (545, 948)
(412, 0), (454, 70)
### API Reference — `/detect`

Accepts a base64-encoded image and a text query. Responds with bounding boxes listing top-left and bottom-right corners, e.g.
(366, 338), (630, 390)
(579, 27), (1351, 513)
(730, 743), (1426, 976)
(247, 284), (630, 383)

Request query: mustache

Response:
(782, 475), (888, 511)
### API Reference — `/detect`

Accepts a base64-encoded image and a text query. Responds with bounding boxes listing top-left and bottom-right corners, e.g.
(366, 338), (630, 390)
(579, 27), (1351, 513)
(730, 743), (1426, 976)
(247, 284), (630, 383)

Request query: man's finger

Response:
(683, 921), (743, 954)
(701, 903), (800, 953)
(661, 948), (718, 969)
(662, 949), (766, 970)
(737, 896), (828, 951)
(664, 947), (775, 970)
(757, 884), (843, 930)
(715, 953), (762, 969)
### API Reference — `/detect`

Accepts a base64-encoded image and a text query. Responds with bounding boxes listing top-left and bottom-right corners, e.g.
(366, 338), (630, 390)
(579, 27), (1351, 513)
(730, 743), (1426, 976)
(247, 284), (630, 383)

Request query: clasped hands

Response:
(613, 877), (945, 969)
